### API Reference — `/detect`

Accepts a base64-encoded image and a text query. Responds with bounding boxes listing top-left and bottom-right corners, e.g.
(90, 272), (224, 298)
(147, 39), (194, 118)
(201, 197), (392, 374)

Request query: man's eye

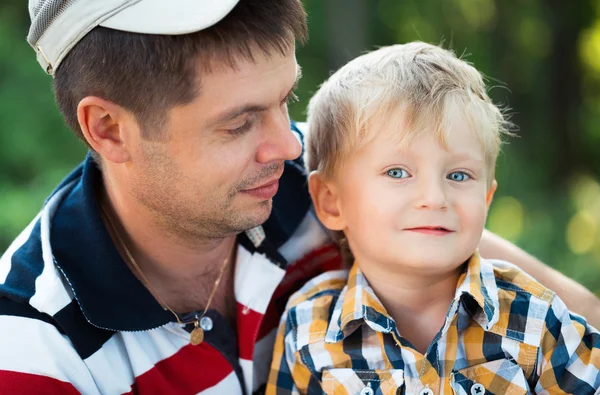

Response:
(386, 168), (410, 179)
(284, 91), (299, 105)
(227, 120), (253, 136)
(447, 171), (470, 182)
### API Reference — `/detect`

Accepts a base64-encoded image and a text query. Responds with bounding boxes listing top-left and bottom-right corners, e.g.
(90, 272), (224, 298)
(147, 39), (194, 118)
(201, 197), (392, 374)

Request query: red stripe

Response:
(0, 370), (80, 395)
(258, 244), (342, 339)
(237, 302), (263, 360)
(123, 343), (236, 395)
(236, 244), (343, 361)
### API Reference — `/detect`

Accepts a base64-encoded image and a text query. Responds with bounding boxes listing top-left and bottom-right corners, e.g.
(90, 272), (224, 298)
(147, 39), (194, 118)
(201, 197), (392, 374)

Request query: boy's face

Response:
(314, 114), (496, 276)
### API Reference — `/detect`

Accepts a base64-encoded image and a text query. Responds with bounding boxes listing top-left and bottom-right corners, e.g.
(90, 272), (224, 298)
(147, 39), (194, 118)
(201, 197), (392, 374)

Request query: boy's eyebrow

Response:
(447, 153), (486, 165)
(209, 66), (302, 126)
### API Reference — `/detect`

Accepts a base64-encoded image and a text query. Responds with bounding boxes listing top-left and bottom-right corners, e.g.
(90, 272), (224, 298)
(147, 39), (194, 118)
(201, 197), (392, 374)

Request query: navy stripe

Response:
(52, 299), (114, 360)
(481, 331), (505, 362)
(0, 296), (60, 331)
(582, 327), (600, 350)
(342, 326), (370, 370)
(274, 350), (295, 395)
(1, 219), (44, 303)
(545, 303), (562, 341)
(289, 122), (306, 169)
(263, 162), (311, 250)
(51, 158), (172, 332)
(558, 368), (596, 394)
(506, 293), (529, 342)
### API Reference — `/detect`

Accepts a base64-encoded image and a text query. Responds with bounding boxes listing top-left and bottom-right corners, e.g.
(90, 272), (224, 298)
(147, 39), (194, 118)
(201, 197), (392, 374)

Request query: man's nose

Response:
(256, 110), (302, 164)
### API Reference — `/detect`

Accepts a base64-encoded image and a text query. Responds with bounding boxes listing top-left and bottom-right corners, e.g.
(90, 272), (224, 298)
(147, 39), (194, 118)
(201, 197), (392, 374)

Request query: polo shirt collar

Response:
(50, 155), (172, 331)
(49, 147), (312, 332)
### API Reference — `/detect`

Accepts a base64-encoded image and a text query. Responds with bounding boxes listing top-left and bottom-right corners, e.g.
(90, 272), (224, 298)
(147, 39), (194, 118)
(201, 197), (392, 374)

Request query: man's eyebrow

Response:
(210, 66), (303, 126)
(283, 66), (302, 101)
(210, 104), (269, 126)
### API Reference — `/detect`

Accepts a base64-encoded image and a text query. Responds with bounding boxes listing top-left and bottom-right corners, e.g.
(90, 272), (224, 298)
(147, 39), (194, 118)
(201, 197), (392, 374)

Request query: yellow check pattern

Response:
(267, 253), (600, 395)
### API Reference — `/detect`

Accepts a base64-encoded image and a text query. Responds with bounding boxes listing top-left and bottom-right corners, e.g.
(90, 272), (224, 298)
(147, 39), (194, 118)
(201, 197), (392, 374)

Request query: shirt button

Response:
(199, 316), (213, 331)
(419, 388), (434, 395)
(360, 387), (374, 395)
(470, 383), (485, 395)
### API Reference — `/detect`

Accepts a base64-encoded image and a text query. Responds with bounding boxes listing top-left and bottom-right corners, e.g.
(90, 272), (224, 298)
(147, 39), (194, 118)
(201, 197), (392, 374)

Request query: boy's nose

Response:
(415, 179), (448, 211)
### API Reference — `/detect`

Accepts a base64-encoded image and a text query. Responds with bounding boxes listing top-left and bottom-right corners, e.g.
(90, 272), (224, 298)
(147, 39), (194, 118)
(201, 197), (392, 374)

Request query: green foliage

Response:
(1, 1), (599, 293)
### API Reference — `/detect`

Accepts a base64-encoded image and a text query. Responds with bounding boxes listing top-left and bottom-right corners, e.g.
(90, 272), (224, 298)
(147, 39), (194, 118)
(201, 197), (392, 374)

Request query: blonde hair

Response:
(305, 42), (512, 181)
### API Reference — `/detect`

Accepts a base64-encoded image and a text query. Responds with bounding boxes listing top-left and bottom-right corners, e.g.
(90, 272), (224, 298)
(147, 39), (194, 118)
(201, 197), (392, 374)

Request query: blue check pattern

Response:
(267, 253), (600, 394)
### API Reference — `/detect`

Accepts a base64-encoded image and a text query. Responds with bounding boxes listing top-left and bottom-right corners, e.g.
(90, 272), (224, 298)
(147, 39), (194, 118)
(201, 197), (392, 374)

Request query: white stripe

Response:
(294, 122), (308, 135)
(83, 332), (138, 394)
(279, 211), (330, 264)
(85, 323), (189, 390)
(0, 315), (100, 394)
(566, 354), (600, 387)
(30, 180), (78, 316)
(0, 213), (41, 284)
(239, 358), (254, 394)
(198, 371), (243, 395)
(235, 248), (285, 314)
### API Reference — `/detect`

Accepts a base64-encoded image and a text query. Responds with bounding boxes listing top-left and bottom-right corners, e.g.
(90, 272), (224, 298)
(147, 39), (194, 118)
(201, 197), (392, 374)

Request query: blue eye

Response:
(387, 168), (410, 179)
(448, 171), (470, 182)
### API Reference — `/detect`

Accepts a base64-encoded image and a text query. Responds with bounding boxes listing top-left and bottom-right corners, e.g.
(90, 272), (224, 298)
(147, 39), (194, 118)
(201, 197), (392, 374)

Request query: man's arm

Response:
(480, 229), (600, 328)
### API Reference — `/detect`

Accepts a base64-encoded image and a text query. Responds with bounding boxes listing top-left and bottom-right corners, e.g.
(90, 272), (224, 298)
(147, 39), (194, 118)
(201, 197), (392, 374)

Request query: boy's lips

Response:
(404, 226), (454, 236)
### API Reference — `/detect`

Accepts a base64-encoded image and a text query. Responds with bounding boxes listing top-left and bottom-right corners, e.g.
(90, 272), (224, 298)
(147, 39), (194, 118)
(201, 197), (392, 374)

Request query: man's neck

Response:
(101, 178), (239, 316)
(360, 262), (462, 354)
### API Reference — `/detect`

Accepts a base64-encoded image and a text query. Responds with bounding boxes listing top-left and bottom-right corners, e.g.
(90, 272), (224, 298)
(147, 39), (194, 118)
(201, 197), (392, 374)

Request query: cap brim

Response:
(100, 0), (240, 35)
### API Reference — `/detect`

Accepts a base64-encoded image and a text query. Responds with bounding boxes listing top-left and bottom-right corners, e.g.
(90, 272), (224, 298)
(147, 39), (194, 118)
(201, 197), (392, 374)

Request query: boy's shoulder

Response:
(482, 258), (559, 345)
(286, 269), (350, 310)
(487, 258), (556, 303)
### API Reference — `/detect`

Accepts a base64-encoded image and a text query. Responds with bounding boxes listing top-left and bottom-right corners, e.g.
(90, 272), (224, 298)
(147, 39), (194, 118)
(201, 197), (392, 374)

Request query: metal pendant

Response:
(190, 324), (204, 345)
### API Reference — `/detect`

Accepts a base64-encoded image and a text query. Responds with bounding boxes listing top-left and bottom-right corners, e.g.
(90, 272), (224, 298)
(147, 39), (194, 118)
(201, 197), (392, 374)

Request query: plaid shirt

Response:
(267, 253), (600, 395)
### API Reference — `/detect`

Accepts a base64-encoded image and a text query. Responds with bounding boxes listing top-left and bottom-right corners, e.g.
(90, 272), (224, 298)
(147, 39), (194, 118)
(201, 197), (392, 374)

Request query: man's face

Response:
(330, 113), (496, 276)
(127, 47), (301, 240)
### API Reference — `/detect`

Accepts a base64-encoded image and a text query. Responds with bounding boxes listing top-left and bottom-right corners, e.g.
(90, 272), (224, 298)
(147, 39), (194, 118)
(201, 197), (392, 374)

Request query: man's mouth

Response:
(240, 178), (280, 200)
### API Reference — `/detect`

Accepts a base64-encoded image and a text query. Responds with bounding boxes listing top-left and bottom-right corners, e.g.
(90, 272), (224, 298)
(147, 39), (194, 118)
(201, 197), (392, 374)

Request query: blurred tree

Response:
(1, 0), (599, 294)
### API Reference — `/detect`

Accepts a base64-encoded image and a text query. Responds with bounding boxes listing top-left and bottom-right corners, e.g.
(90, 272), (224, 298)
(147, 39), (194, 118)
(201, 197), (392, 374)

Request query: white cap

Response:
(27, 0), (240, 76)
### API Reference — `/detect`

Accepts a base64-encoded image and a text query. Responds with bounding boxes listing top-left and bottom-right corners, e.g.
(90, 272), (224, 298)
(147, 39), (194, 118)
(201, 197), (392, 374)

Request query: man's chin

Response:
(236, 200), (274, 231)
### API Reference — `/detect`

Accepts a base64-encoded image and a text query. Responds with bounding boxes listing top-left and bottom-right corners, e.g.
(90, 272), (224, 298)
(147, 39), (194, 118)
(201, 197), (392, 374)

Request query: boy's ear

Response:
(486, 180), (498, 208)
(308, 171), (346, 231)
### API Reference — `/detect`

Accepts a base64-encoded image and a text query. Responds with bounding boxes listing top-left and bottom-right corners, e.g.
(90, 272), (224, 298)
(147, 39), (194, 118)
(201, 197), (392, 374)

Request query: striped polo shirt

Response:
(0, 126), (342, 394)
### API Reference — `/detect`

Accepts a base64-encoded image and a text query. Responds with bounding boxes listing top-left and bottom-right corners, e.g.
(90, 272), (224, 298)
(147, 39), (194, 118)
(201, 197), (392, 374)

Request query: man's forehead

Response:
(200, 46), (298, 82)
(193, 52), (299, 125)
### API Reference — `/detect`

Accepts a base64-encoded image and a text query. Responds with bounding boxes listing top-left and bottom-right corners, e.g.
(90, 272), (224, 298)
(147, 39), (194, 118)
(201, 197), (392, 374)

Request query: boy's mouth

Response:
(404, 226), (454, 235)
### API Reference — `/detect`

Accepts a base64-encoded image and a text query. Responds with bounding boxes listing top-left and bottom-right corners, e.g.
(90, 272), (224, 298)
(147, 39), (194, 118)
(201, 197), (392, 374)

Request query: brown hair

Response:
(53, 0), (307, 147)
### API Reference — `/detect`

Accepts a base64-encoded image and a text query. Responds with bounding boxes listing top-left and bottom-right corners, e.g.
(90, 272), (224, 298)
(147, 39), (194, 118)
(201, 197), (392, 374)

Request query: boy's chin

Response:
(390, 252), (471, 274)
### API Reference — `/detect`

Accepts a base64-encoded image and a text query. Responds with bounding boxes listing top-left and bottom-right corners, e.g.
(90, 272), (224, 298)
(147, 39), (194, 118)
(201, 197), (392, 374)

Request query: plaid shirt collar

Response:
(325, 251), (501, 344)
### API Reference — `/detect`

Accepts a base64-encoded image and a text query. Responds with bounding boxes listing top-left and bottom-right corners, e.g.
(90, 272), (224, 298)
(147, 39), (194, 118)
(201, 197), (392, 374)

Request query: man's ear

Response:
(308, 171), (346, 231)
(486, 180), (498, 208)
(77, 96), (135, 164)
